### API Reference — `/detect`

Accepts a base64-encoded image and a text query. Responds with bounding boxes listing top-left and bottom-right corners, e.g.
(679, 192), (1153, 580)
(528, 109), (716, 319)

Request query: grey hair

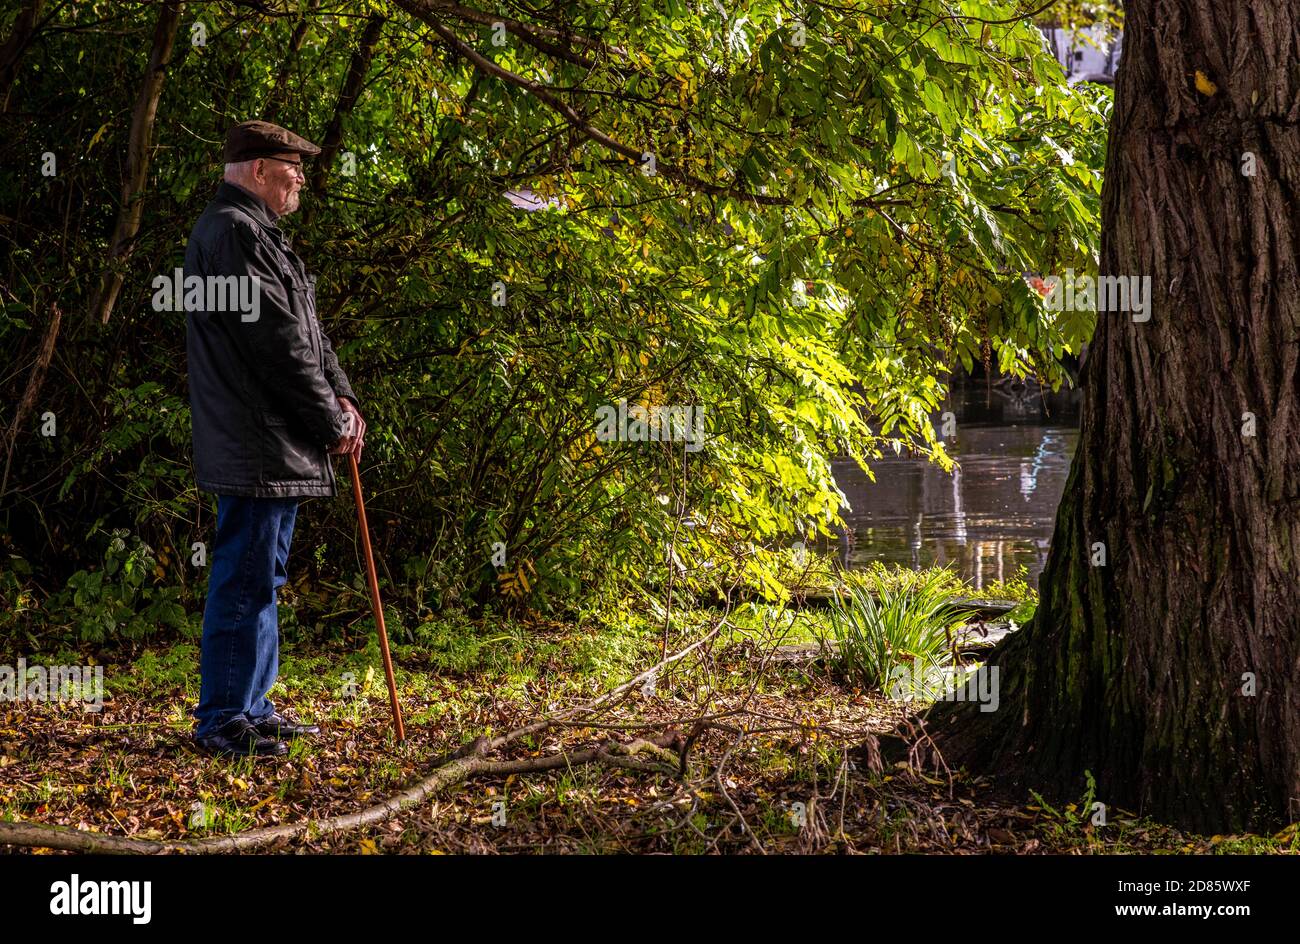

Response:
(223, 159), (258, 183)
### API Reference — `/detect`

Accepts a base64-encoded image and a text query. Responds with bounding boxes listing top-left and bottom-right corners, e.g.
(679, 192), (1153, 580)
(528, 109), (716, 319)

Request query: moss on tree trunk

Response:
(927, 0), (1300, 834)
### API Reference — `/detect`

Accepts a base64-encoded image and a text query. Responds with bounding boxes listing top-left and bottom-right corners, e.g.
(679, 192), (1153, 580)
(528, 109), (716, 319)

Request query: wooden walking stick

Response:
(346, 451), (406, 744)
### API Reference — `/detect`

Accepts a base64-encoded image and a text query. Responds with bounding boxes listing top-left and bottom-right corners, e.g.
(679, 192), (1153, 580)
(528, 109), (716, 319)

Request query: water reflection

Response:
(833, 424), (1079, 590)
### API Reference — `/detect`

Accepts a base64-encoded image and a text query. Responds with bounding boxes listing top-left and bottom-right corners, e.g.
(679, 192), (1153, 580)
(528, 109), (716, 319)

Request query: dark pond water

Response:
(832, 382), (1080, 590)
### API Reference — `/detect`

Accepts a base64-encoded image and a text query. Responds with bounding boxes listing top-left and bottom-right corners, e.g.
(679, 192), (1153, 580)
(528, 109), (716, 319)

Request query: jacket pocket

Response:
(287, 271), (322, 362)
(260, 408), (325, 483)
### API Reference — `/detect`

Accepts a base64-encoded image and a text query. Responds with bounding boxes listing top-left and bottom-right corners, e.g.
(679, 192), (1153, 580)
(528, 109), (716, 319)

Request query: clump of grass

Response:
(826, 569), (974, 693)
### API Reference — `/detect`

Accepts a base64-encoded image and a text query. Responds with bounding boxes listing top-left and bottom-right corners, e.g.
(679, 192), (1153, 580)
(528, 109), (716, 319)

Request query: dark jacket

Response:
(184, 180), (358, 498)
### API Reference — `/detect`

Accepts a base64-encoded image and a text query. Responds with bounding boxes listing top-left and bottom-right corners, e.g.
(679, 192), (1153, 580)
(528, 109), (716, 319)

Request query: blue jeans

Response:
(194, 495), (299, 738)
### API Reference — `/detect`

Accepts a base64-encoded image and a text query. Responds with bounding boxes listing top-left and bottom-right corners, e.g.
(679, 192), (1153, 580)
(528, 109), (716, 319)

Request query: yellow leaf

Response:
(1194, 71), (1218, 96)
(87, 121), (110, 153)
(359, 838), (379, 855)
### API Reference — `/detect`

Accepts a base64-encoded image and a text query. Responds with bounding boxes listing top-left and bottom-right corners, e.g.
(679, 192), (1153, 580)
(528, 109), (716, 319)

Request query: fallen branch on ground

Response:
(0, 624), (722, 854)
(0, 731), (683, 854)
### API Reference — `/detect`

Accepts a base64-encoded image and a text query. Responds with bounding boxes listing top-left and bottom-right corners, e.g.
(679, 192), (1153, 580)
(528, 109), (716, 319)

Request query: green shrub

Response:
(979, 567), (1038, 604)
(826, 568), (974, 693)
(45, 529), (189, 647)
(850, 561), (967, 597)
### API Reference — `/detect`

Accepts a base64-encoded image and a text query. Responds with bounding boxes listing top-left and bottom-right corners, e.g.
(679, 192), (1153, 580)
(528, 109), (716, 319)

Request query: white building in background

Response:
(1041, 24), (1122, 85)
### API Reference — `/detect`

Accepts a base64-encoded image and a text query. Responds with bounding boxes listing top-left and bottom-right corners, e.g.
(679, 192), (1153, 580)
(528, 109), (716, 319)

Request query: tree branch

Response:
(88, 0), (182, 326)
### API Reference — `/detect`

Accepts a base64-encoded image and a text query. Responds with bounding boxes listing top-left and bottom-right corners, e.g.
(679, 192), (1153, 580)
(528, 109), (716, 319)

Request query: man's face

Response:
(253, 151), (305, 216)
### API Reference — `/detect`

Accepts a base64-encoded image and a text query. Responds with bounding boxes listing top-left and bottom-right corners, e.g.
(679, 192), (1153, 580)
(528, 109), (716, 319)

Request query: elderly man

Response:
(185, 120), (366, 757)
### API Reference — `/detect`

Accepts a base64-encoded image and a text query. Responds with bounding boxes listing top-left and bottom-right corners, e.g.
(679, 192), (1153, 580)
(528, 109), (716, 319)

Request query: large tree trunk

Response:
(928, 0), (1300, 833)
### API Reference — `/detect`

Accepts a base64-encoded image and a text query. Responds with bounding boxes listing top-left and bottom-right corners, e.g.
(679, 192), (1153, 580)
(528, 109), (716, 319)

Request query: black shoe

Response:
(250, 711), (320, 740)
(195, 716), (288, 757)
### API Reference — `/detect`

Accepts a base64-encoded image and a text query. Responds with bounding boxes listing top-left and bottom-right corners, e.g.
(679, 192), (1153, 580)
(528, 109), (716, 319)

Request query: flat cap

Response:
(224, 119), (321, 163)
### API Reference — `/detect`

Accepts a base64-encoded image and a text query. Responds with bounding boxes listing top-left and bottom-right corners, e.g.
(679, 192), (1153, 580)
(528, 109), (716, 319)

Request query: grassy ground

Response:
(3, 590), (1296, 855)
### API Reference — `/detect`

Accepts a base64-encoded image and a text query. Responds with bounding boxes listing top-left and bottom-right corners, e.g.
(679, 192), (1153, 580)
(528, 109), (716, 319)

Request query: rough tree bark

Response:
(927, 0), (1300, 833)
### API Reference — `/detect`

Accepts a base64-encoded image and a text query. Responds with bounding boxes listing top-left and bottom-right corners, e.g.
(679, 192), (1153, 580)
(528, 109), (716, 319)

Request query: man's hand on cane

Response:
(329, 397), (366, 458)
